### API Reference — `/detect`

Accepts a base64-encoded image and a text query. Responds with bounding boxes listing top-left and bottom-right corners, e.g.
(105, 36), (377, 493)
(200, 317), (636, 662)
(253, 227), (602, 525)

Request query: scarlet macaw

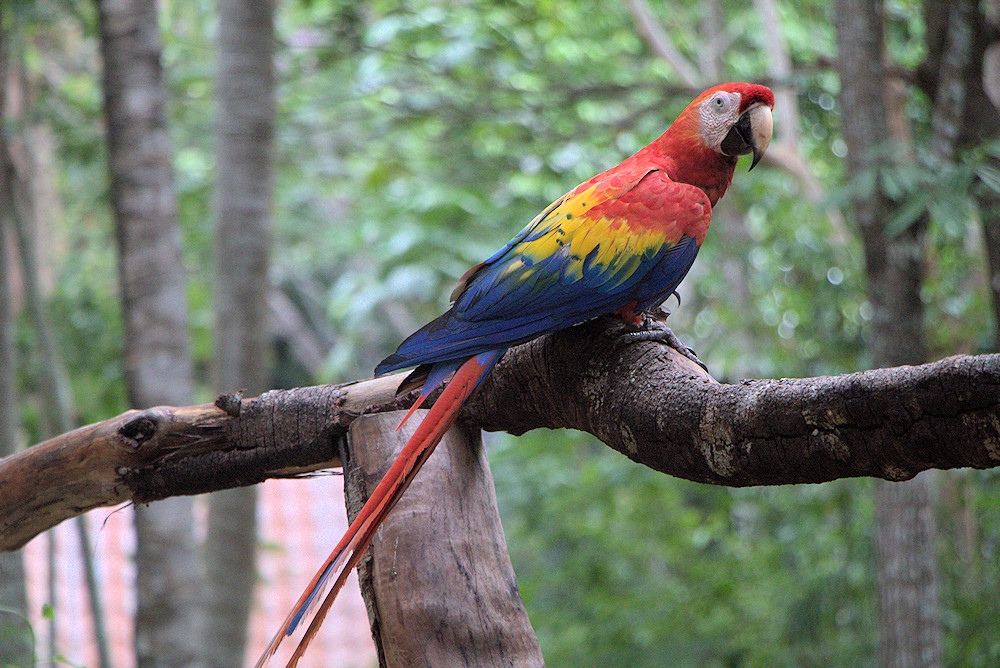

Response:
(259, 82), (774, 666)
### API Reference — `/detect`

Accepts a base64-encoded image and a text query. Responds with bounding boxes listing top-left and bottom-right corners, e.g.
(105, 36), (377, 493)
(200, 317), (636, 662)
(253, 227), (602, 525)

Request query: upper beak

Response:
(720, 104), (773, 171)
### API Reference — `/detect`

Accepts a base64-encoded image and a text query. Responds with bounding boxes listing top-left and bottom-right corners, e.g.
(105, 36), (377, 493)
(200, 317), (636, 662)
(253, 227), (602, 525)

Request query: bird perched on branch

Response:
(259, 81), (774, 667)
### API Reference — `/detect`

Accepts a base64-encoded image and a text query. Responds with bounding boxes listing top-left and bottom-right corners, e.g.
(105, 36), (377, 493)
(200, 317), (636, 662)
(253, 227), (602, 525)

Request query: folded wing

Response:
(376, 168), (711, 376)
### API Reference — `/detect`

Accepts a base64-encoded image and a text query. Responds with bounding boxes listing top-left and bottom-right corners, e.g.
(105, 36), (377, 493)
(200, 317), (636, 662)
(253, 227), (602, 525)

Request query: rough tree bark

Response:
(202, 0), (275, 664)
(94, 1), (199, 665)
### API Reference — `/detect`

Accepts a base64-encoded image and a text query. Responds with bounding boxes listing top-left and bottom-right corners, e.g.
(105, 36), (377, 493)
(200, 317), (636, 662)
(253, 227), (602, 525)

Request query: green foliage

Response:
(267, 0), (872, 381)
(834, 137), (1000, 357)
(16, 0), (1000, 664)
(938, 471), (1000, 666)
(491, 430), (881, 666)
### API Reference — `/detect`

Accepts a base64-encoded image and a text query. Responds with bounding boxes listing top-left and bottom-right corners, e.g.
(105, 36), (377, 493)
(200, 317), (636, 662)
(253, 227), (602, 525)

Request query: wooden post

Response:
(347, 413), (544, 667)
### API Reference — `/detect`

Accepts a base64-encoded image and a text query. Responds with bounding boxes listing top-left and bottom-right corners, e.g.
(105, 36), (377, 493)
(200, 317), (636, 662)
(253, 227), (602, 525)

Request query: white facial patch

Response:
(698, 91), (742, 152)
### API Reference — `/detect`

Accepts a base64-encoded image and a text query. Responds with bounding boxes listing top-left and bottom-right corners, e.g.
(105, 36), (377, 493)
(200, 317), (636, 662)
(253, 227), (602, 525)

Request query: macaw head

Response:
(687, 82), (775, 170)
(644, 82), (774, 204)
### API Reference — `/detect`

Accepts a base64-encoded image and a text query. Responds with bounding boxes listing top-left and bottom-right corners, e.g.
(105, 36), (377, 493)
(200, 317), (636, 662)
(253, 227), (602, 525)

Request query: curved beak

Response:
(719, 104), (773, 171)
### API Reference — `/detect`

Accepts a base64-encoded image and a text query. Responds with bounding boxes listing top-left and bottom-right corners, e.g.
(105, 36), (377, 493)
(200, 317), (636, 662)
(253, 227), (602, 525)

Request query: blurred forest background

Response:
(2, 0), (1000, 666)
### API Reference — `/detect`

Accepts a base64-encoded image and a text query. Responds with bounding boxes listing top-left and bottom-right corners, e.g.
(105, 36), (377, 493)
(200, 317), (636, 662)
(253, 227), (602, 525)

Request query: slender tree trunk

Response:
(834, 1), (942, 665)
(202, 0), (275, 665)
(981, 34), (1000, 348)
(0, 188), (29, 668)
(982, 194), (1000, 351)
(0, 12), (30, 663)
(94, 1), (200, 666)
(4, 17), (112, 665)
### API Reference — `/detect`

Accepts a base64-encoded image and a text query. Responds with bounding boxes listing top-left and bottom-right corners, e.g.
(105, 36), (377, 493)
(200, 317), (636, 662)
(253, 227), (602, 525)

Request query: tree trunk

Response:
(0, 12), (30, 662)
(982, 193), (1000, 351)
(346, 413), (544, 667)
(4, 14), (112, 665)
(202, 0), (275, 665)
(94, 0), (199, 665)
(923, 0), (1000, 624)
(0, 183), (29, 668)
(834, 0), (942, 665)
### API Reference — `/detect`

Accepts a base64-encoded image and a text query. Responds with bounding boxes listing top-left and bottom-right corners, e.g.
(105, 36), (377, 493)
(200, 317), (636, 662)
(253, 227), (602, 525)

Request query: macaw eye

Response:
(710, 94), (730, 112)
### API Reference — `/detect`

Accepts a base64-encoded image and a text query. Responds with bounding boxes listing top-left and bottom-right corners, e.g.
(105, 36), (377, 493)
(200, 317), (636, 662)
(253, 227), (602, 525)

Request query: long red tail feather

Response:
(256, 353), (497, 667)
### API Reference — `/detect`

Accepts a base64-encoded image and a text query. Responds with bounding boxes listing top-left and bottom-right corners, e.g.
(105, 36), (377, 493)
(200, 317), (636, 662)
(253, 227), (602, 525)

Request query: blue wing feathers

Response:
(375, 234), (700, 377)
(633, 236), (698, 310)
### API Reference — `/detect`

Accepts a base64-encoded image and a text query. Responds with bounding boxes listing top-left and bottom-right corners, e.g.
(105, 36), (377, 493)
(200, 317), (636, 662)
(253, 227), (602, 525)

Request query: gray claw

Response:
(616, 319), (707, 373)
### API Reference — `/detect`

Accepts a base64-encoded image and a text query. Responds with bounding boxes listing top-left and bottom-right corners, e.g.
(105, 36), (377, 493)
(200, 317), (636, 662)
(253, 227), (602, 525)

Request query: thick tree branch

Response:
(470, 319), (1000, 484)
(2, 318), (999, 550)
(0, 376), (406, 549)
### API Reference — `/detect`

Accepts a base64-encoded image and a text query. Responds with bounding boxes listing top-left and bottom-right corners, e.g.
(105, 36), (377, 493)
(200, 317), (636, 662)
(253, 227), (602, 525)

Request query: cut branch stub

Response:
(122, 385), (351, 502)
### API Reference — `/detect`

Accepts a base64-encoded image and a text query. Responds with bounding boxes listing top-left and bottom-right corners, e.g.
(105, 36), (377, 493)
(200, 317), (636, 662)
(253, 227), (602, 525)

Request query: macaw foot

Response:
(616, 312), (708, 373)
